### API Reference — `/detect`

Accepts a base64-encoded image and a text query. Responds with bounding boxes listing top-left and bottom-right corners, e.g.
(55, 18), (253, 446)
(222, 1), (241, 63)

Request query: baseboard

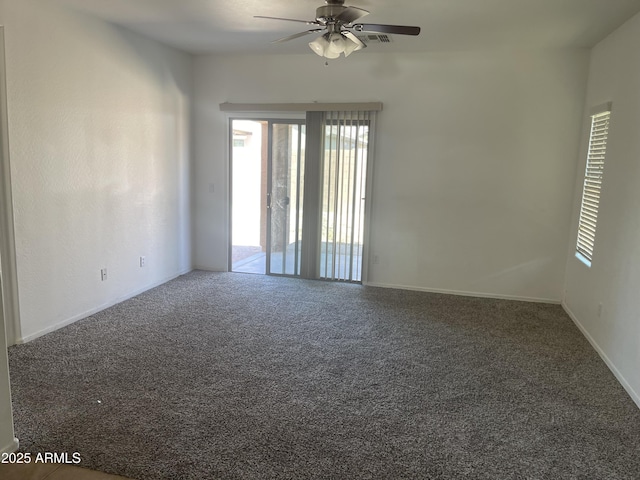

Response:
(562, 302), (640, 410)
(192, 265), (228, 272)
(17, 269), (193, 344)
(0, 437), (19, 455)
(363, 281), (560, 304)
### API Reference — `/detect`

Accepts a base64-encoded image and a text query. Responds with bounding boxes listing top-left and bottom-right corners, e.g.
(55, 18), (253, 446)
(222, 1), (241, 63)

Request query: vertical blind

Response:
(576, 109), (611, 262)
(319, 110), (374, 282)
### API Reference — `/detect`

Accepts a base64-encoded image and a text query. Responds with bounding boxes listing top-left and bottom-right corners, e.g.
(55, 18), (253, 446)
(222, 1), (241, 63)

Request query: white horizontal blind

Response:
(576, 109), (611, 262)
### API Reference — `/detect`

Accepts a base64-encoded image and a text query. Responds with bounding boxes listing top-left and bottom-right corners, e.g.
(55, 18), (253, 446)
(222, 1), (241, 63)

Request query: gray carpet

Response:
(8, 271), (640, 479)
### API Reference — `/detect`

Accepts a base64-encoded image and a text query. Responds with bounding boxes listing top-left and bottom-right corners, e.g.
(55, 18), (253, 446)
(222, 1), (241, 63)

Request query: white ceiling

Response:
(50, 0), (640, 55)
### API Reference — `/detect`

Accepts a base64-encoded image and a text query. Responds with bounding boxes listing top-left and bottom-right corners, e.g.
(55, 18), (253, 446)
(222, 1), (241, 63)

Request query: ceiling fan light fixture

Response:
(342, 36), (361, 57)
(309, 32), (361, 59)
(309, 33), (340, 58)
(309, 34), (330, 57)
(324, 49), (341, 59)
(327, 32), (346, 55)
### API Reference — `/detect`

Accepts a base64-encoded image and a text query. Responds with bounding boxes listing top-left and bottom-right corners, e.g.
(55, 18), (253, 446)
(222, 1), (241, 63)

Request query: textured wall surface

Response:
(193, 49), (589, 302)
(564, 11), (640, 407)
(3, 0), (193, 341)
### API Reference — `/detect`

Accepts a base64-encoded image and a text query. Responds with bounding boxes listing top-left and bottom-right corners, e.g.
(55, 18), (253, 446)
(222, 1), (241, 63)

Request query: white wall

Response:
(2, 0), (193, 342)
(194, 50), (589, 302)
(564, 12), (640, 407)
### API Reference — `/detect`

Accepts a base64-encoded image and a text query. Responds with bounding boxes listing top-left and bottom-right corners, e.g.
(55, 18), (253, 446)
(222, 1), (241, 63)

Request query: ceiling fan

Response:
(255, 0), (421, 59)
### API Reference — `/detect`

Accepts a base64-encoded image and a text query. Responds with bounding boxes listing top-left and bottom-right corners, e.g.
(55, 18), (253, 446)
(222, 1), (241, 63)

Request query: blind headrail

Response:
(219, 102), (383, 112)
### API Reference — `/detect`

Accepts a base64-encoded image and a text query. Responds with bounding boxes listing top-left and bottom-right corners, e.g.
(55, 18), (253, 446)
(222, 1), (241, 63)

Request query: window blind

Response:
(576, 108), (611, 262)
(319, 110), (375, 282)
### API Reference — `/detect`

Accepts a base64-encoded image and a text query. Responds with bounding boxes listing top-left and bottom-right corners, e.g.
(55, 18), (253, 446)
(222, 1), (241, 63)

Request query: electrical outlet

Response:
(597, 302), (603, 318)
(140, 256), (146, 268)
(372, 255), (380, 265)
(101, 268), (107, 281)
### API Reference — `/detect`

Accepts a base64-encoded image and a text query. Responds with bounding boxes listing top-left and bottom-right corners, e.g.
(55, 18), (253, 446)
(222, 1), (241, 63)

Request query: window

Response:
(232, 129), (252, 148)
(576, 104), (611, 265)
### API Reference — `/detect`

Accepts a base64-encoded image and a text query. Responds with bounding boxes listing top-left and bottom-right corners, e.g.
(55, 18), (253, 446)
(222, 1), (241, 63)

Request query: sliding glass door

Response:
(267, 122), (305, 276)
(230, 111), (374, 283)
(230, 119), (305, 277)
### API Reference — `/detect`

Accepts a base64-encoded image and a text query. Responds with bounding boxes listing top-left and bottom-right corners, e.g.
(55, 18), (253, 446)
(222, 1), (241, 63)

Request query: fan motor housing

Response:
(316, 4), (347, 23)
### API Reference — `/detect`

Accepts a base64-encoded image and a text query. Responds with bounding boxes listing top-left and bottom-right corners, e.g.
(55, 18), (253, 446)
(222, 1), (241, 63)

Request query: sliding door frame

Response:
(227, 113), (305, 276)
(224, 103), (380, 284)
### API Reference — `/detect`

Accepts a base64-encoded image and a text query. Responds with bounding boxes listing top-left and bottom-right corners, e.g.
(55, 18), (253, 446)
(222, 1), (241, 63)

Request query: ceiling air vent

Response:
(357, 34), (393, 44)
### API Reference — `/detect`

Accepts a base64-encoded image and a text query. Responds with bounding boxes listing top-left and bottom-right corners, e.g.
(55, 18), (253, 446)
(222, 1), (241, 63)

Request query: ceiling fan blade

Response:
(335, 6), (369, 24)
(254, 16), (319, 25)
(353, 24), (421, 36)
(272, 29), (324, 44)
(343, 31), (366, 50)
